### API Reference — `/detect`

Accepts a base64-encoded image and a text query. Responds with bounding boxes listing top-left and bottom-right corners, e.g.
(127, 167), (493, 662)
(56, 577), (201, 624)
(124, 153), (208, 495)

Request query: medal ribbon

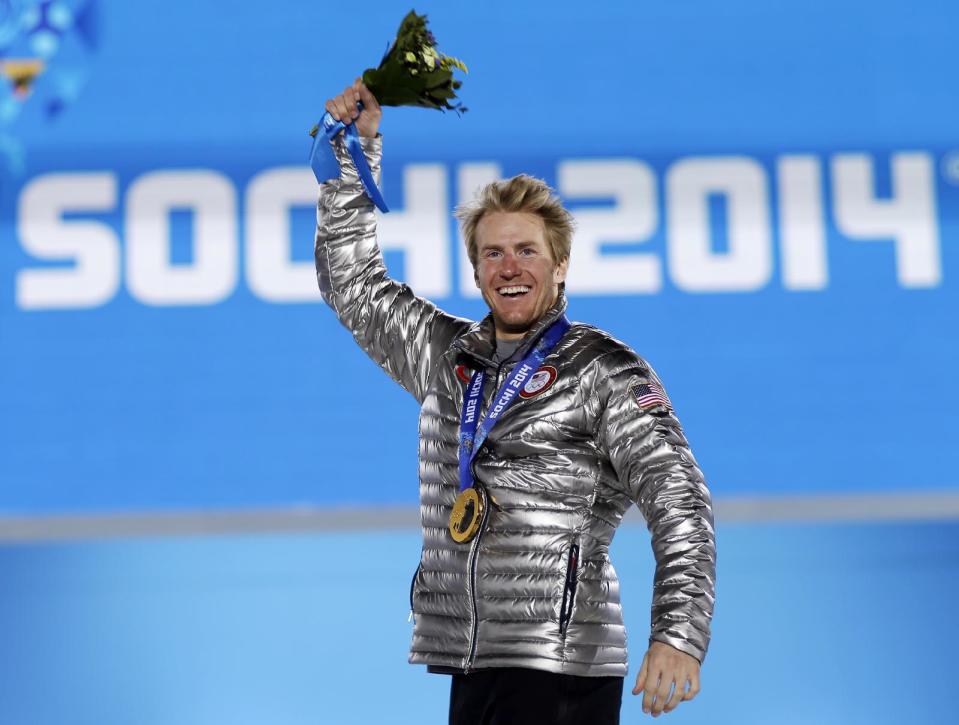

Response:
(309, 101), (390, 213)
(458, 316), (571, 492)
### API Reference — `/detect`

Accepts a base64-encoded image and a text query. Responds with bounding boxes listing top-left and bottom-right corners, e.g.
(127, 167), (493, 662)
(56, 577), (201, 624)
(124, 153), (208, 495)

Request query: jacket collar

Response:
(453, 292), (569, 369)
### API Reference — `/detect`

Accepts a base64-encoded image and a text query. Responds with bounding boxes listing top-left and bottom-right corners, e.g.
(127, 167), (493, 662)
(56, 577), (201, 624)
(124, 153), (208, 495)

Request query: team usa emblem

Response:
(519, 365), (558, 399)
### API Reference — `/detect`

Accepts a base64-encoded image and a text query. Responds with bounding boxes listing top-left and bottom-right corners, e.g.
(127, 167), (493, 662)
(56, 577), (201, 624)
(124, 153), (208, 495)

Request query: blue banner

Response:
(0, 0), (956, 513)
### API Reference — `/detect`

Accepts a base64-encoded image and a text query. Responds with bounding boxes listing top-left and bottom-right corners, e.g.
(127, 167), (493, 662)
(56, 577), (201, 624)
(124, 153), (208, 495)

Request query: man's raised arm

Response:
(314, 80), (469, 403)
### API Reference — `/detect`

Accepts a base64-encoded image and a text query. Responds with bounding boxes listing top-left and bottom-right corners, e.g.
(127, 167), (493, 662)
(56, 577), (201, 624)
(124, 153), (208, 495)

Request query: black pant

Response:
(449, 667), (623, 725)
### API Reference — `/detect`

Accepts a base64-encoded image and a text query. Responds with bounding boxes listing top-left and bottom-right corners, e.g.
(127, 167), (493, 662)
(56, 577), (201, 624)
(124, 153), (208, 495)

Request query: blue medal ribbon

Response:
(309, 101), (390, 213)
(458, 316), (571, 492)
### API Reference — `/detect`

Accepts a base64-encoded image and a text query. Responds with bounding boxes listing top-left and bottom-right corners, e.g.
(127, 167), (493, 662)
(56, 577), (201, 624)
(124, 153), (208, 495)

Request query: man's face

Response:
(474, 211), (569, 340)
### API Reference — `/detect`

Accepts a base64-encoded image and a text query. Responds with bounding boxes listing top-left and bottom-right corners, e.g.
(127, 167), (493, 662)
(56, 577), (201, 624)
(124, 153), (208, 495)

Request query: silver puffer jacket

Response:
(315, 135), (715, 677)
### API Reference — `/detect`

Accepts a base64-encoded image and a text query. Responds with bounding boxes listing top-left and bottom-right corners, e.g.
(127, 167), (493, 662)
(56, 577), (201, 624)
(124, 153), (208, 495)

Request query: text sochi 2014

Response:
(13, 152), (944, 309)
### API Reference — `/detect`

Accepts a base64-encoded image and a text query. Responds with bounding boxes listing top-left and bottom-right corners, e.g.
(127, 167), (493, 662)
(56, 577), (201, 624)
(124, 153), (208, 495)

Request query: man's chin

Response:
(492, 313), (536, 337)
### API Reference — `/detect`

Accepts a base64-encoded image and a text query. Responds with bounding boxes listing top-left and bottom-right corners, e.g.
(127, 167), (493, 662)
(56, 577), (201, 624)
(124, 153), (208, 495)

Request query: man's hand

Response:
(325, 78), (382, 139)
(632, 641), (701, 717)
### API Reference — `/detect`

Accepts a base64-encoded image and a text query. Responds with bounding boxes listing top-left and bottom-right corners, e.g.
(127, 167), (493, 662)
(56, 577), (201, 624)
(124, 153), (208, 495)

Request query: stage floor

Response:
(1, 519), (954, 724)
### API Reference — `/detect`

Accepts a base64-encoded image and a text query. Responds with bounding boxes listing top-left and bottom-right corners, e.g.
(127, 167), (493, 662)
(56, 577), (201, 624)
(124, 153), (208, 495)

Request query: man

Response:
(316, 79), (716, 723)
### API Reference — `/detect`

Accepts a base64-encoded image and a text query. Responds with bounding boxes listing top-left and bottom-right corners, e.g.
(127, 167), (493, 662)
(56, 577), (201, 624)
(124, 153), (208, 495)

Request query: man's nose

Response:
(498, 253), (520, 277)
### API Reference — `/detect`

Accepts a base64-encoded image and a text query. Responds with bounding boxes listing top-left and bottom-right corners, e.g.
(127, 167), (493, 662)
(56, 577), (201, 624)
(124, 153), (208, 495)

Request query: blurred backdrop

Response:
(0, 1), (956, 723)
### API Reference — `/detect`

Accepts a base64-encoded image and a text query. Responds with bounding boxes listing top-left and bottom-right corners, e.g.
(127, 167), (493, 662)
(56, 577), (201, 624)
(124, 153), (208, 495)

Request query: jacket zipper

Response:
(408, 563), (420, 623)
(462, 481), (491, 673)
(462, 364), (503, 673)
(559, 542), (580, 637)
(461, 361), (511, 673)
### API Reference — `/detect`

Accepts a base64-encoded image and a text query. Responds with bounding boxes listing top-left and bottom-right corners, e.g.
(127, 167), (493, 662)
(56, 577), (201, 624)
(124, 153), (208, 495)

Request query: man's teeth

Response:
(498, 286), (530, 296)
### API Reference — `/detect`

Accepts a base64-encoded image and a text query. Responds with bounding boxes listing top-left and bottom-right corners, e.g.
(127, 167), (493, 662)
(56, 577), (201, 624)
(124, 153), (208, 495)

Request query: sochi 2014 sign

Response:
(11, 149), (948, 310)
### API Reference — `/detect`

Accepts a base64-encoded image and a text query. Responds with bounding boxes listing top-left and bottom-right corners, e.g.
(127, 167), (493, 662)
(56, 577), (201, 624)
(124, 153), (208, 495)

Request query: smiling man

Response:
(315, 80), (716, 724)
(468, 210), (569, 339)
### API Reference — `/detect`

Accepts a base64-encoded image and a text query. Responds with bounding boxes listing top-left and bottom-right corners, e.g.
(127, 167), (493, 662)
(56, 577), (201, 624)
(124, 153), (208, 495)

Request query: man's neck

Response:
(493, 337), (524, 364)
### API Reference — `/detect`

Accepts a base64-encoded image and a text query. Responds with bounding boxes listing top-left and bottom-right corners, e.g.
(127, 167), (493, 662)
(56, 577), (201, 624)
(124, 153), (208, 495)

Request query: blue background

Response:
(0, 2), (957, 723)
(1, 0), (957, 512)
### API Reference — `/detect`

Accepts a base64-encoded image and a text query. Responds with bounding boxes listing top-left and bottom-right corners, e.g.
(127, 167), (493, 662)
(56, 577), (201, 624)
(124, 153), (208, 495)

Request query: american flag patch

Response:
(629, 380), (672, 412)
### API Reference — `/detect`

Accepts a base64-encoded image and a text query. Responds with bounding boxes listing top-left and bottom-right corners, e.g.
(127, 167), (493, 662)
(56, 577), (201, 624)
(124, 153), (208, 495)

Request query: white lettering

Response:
(666, 157), (772, 292)
(245, 166), (319, 302)
(377, 164), (450, 297)
(831, 152), (941, 287)
(10, 149), (946, 311)
(777, 155), (828, 290)
(559, 159), (660, 294)
(126, 170), (238, 306)
(16, 172), (119, 309)
(491, 387), (517, 416)
(509, 364), (532, 388)
(457, 163), (501, 298)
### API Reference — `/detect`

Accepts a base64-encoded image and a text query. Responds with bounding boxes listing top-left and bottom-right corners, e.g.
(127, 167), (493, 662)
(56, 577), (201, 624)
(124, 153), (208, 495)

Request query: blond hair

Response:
(455, 174), (574, 269)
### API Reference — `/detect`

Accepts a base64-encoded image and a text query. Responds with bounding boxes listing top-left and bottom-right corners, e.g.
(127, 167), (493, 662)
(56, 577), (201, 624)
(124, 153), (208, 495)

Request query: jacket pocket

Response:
(559, 543), (580, 637)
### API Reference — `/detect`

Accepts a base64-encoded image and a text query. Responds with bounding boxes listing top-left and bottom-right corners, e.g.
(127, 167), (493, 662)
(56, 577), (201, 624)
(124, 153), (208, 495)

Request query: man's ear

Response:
(554, 257), (569, 285)
(474, 268), (480, 288)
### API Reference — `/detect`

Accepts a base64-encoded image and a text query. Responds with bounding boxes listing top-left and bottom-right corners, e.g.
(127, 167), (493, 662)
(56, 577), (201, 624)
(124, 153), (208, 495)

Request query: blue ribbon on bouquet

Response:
(308, 100), (390, 213)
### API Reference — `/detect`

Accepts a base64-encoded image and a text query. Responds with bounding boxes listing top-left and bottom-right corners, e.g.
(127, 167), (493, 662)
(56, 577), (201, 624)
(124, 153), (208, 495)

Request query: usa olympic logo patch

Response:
(455, 364), (472, 384)
(519, 366), (558, 399)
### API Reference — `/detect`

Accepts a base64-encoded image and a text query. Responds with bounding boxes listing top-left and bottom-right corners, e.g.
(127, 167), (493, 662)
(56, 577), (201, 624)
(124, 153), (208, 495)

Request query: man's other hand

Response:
(631, 641), (701, 717)
(324, 78), (382, 138)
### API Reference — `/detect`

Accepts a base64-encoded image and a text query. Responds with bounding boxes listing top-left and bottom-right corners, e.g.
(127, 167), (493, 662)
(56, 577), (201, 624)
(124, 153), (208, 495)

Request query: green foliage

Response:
(362, 10), (468, 113)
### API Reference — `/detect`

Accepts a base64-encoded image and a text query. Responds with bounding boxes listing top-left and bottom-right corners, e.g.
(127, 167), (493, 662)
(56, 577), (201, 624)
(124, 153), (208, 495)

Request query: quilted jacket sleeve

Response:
(314, 134), (469, 403)
(594, 353), (716, 663)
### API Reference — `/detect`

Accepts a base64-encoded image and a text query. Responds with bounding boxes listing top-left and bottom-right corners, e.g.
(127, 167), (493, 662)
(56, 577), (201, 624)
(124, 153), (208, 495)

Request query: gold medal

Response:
(449, 487), (485, 543)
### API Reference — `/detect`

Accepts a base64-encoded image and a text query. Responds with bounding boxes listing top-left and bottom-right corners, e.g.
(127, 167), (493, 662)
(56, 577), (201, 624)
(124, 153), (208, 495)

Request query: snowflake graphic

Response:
(0, 0), (99, 174)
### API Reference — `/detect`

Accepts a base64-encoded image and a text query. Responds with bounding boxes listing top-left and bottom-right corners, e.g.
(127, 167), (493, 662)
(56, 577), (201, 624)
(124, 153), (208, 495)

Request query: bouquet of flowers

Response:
(360, 9), (468, 111)
(310, 10), (467, 141)
(309, 10), (467, 211)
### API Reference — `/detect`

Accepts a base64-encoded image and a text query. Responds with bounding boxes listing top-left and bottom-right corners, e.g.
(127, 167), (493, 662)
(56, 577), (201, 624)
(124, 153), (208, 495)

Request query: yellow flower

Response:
(440, 55), (469, 74)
